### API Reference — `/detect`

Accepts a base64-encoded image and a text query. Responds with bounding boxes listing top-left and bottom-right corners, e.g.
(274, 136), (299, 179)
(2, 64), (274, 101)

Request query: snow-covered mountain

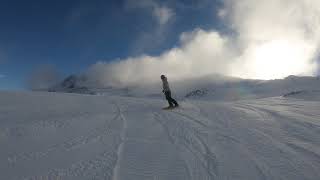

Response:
(49, 75), (95, 94)
(180, 75), (320, 101)
(50, 74), (320, 101)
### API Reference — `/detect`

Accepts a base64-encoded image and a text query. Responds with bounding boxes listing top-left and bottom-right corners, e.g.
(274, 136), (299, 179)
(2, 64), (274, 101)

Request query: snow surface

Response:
(1, 88), (320, 180)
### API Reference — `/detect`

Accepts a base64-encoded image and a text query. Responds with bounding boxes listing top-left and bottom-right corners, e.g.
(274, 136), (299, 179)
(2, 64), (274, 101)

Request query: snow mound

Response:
(283, 90), (320, 101)
(185, 89), (211, 98)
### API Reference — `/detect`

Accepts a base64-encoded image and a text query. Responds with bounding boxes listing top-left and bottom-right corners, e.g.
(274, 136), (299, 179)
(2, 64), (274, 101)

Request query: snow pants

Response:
(164, 91), (179, 107)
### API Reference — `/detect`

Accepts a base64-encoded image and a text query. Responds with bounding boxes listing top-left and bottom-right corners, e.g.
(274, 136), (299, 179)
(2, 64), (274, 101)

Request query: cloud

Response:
(153, 6), (175, 25)
(223, 0), (320, 79)
(85, 29), (232, 87)
(85, 0), (320, 88)
(125, 0), (176, 55)
(125, 0), (175, 26)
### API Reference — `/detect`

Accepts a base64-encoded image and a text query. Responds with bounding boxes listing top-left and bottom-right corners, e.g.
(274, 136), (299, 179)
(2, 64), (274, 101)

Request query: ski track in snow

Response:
(0, 92), (320, 180)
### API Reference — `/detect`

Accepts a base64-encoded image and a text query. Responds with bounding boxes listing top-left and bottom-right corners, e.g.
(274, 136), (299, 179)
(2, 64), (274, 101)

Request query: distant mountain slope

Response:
(49, 75), (94, 94)
(48, 74), (320, 101)
(181, 75), (320, 101)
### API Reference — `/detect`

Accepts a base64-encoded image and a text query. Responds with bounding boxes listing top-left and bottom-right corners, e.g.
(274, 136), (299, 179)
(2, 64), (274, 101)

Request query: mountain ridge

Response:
(47, 74), (320, 101)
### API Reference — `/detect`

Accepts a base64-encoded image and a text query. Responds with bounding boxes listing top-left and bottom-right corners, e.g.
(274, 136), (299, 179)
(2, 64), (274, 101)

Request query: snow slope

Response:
(1, 91), (320, 180)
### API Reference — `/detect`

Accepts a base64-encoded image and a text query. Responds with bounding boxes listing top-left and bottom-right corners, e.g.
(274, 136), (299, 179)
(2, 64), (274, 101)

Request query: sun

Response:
(248, 39), (314, 80)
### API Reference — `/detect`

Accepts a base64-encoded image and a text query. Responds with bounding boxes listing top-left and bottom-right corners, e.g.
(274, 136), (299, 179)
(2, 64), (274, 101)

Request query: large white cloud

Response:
(86, 29), (232, 87)
(86, 0), (320, 87)
(225, 0), (320, 79)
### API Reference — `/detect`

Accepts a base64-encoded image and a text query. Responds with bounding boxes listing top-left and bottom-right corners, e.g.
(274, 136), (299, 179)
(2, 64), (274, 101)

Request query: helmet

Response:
(160, 75), (166, 79)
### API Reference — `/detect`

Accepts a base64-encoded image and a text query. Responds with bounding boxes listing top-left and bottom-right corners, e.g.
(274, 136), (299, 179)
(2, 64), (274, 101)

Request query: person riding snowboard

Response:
(161, 75), (179, 108)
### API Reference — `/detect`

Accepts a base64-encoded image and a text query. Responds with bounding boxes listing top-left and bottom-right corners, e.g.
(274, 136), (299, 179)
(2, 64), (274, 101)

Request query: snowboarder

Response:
(161, 75), (179, 109)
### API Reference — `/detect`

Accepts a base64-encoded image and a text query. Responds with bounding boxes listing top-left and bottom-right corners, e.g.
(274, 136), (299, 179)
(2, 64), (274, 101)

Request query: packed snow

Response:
(1, 76), (320, 180)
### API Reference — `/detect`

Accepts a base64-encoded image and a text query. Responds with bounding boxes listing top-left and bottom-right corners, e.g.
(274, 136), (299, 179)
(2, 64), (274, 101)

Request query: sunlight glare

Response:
(250, 40), (313, 79)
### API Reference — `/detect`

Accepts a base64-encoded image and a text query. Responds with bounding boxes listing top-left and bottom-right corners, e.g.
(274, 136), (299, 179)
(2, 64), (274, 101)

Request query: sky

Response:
(0, 0), (320, 89)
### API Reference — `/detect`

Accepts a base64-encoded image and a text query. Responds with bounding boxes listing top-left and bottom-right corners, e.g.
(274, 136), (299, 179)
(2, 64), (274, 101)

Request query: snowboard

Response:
(162, 106), (179, 110)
